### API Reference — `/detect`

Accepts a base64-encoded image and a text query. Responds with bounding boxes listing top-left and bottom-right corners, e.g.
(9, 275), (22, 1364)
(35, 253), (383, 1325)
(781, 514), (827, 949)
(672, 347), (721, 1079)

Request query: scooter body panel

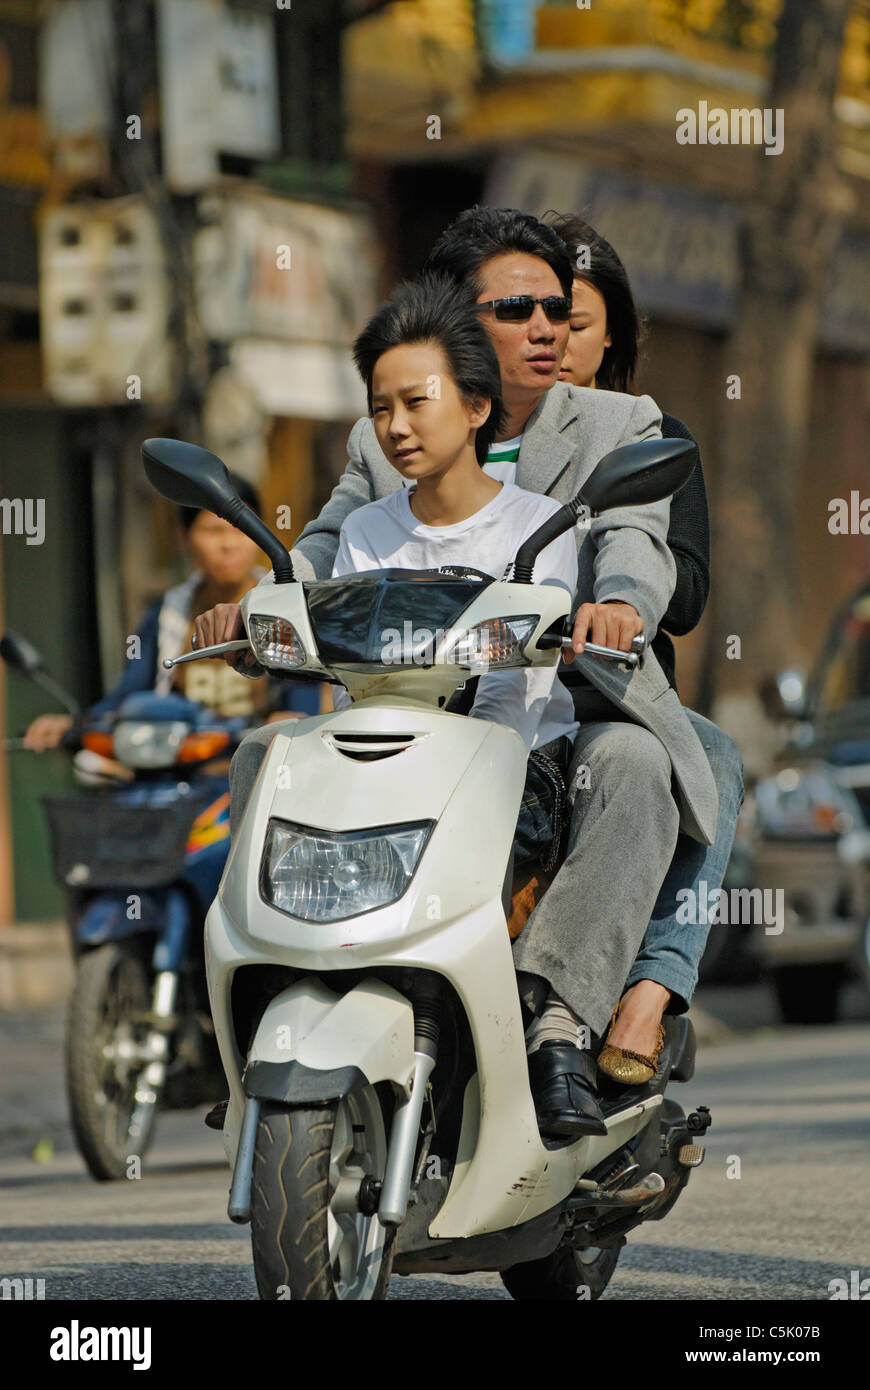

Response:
(206, 702), (664, 1238)
(218, 702), (525, 952)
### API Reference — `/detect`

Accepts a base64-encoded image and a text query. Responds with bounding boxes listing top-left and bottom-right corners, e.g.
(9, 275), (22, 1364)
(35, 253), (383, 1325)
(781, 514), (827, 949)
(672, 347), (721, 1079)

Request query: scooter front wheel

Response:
(65, 941), (160, 1181)
(250, 1088), (394, 1301)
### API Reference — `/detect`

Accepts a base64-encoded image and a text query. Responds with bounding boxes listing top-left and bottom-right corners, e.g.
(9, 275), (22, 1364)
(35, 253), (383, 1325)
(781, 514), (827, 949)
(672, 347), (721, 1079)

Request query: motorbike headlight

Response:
(249, 615), (307, 670)
(112, 721), (190, 768)
(442, 616), (539, 671)
(261, 818), (433, 923)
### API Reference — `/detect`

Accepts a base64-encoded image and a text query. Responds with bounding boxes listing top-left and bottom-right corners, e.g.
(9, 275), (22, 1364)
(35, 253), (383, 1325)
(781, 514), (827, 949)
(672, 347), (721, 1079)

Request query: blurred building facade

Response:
(0, 0), (385, 920)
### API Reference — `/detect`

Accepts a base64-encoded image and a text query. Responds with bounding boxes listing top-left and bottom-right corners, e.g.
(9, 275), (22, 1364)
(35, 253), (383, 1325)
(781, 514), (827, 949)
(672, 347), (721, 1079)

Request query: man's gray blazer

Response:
(269, 382), (719, 845)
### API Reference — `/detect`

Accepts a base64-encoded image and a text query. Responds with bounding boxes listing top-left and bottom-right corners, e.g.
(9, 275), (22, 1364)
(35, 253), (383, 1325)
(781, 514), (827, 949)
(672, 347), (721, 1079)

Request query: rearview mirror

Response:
(0, 629), (45, 675)
(142, 438), (295, 583)
(577, 438), (697, 513)
(512, 436), (699, 584)
(0, 629), (80, 716)
(143, 436), (240, 511)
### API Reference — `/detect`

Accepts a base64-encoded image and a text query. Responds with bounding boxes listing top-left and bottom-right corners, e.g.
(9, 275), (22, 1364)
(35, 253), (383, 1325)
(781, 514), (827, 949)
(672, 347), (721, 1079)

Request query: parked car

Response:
(744, 581), (870, 1022)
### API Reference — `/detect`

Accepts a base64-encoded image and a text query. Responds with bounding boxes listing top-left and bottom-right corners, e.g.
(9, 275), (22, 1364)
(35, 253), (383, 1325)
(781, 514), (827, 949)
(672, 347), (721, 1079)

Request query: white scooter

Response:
(144, 435), (712, 1302)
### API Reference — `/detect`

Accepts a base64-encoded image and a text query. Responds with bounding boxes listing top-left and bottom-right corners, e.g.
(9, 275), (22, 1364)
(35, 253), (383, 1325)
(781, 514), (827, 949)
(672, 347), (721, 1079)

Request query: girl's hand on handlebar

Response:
(193, 604), (256, 667)
(564, 601), (644, 663)
(23, 713), (74, 751)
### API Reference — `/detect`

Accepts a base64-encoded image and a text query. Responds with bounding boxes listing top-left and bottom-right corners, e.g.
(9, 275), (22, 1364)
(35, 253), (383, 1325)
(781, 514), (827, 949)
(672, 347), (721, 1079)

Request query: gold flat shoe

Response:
(597, 1005), (665, 1085)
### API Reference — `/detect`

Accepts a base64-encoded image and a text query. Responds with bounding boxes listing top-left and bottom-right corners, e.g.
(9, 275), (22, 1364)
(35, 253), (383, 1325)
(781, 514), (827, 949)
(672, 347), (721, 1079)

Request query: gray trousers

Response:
(230, 717), (680, 1039)
(512, 721), (680, 1038)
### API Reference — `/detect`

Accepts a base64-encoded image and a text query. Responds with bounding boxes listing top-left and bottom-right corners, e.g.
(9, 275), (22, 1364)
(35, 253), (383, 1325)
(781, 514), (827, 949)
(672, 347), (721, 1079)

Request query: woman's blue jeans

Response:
(623, 710), (745, 1013)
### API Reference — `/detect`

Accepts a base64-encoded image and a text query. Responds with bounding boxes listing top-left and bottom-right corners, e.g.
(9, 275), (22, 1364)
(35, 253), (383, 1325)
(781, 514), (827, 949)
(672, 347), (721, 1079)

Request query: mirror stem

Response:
(513, 497), (586, 584)
(223, 497), (295, 584)
(31, 670), (81, 720)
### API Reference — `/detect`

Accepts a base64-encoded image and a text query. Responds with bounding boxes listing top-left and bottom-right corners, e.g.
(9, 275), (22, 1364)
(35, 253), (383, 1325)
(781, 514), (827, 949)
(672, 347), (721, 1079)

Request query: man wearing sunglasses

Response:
(196, 207), (718, 1142)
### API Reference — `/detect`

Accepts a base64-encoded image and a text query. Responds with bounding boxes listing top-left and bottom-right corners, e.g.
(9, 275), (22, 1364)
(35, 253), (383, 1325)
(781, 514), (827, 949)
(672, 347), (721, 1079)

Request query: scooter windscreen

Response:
(303, 569), (493, 666)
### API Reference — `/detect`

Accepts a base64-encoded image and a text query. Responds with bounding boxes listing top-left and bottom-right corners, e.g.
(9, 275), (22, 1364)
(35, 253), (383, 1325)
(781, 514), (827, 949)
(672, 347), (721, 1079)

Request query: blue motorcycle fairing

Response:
(109, 690), (252, 735)
(152, 889), (193, 972)
(75, 887), (192, 972)
(181, 836), (230, 913)
(80, 691), (253, 743)
(99, 772), (228, 808)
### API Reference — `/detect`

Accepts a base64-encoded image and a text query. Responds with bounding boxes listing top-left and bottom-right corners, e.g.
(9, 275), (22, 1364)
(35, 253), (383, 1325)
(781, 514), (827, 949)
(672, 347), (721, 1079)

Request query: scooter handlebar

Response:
(560, 633), (646, 669)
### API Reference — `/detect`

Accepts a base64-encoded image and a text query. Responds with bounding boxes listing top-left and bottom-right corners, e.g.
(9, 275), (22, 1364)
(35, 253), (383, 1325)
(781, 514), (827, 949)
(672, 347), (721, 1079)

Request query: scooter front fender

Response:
(242, 975), (416, 1108)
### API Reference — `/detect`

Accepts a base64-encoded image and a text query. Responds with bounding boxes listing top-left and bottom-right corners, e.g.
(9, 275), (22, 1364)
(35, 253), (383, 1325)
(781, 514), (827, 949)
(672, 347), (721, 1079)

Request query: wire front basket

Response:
(41, 792), (215, 890)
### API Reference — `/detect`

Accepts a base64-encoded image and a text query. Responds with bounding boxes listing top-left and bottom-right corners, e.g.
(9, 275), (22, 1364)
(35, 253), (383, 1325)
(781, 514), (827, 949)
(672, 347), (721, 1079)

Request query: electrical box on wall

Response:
(39, 198), (172, 406)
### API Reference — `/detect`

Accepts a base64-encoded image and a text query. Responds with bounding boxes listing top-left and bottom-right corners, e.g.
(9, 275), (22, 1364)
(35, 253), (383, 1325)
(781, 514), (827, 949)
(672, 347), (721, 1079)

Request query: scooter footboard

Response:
(243, 975), (417, 1106)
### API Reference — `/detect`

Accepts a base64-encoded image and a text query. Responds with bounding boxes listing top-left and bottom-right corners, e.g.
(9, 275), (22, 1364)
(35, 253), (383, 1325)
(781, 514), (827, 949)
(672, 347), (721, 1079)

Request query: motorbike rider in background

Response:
(22, 473), (321, 755)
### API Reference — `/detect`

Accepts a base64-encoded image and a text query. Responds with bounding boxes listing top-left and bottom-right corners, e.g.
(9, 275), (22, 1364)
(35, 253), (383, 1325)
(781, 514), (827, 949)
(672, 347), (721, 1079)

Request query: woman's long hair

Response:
(543, 211), (645, 393)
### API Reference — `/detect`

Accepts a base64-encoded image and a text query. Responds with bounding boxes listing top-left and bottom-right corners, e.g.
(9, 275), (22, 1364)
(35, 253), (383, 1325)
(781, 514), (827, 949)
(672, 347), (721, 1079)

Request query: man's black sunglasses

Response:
(475, 295), (572, 323)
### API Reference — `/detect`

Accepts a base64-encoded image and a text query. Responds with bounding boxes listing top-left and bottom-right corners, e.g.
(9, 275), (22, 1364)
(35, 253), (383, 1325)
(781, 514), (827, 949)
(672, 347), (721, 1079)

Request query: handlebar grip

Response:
(4, 727), (82, 752)
(558, 633), (646, 669)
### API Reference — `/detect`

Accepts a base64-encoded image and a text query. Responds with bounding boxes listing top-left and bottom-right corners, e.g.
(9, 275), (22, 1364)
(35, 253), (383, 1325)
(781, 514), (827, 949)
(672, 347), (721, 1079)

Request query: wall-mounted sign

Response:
(39, 0), (113, 179)
(194, 190), (378, 419)
(158, 0), (280, 193)
(194, 190), (379, 344)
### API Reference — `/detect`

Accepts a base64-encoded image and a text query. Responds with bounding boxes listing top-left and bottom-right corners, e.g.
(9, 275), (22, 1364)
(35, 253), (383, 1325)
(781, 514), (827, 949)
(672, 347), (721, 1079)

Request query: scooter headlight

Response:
(442, 615), (539, 671)
(261, 818), (433, 923)
(249, 615), (308, 670)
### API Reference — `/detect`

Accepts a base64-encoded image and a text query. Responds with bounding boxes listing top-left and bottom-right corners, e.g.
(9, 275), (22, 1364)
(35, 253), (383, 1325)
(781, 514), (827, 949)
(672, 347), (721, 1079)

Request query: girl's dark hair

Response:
(352, 270), (506, 464)
(178, 471), (262, 530)
(543, 211), (643, 392)
(424, 206), (574, 300)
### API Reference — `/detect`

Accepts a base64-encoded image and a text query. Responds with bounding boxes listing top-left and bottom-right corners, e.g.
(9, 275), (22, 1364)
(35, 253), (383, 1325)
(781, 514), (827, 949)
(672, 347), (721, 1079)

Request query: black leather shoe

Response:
(527, 1040), (608, 1139)
(204, 1099), (228, 1131)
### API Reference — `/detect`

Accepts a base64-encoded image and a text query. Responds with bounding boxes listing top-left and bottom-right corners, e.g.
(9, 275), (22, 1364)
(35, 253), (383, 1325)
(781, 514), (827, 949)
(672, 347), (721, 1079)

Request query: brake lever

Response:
(163, 639), (252, 669)
(560, 634), (646, 670)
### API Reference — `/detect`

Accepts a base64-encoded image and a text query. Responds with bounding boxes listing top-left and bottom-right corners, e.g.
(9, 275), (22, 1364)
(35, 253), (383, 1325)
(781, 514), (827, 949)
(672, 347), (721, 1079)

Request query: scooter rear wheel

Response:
(250, 1089), (395, 1301)
(500, 1240), (621, 1301)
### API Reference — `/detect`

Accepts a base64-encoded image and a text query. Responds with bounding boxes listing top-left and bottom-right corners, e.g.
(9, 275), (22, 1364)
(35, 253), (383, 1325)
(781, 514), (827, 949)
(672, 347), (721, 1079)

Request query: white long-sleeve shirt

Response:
(330, 481), (579, 753)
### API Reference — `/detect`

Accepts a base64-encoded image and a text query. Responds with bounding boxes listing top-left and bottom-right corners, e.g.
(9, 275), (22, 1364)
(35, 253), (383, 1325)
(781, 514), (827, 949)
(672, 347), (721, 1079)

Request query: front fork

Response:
(127, 887), (193, 1136)
(378, 976), (440, 1226)
(128, 969), (178, 1143)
